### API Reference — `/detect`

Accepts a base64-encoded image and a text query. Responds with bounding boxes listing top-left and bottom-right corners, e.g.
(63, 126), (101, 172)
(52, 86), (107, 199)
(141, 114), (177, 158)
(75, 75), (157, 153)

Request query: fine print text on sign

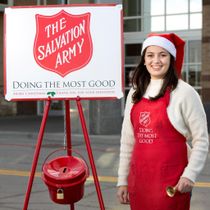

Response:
(4, 4), (123, 101)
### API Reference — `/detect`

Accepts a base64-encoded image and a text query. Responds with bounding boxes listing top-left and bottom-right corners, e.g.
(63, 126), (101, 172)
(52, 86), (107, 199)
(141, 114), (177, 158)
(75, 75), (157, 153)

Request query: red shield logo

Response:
(139, 112), (151, 127)
(34, 10), (93, 77)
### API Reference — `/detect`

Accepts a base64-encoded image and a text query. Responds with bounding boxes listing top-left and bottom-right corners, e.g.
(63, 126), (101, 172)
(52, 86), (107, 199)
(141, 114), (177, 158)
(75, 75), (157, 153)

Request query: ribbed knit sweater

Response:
(117, 79), (209, 186)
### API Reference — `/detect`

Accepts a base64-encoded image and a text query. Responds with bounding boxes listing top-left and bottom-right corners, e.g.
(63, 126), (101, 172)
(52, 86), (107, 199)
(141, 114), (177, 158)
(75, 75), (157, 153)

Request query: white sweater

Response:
(117, 79), (209, 186)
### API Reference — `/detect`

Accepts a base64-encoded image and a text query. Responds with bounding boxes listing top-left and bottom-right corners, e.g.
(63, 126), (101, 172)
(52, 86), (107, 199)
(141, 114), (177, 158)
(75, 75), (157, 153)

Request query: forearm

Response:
(117, 120), (135, 186)
(117, 88), (135, 186)
(181, 88), (209, 182)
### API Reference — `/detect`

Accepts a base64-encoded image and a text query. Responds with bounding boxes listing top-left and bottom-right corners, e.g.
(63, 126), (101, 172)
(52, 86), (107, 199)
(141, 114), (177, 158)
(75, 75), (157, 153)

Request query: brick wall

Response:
(201, 2), (210, 103)
(202, 1), (210, 131)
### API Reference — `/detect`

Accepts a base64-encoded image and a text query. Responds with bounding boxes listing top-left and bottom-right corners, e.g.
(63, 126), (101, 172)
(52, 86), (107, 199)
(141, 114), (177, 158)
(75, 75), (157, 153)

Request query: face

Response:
(144, 45), (171, 80)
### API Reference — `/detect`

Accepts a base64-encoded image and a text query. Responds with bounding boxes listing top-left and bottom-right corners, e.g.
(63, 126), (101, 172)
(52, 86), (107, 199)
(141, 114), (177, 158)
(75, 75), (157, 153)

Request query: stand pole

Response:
(23, 99), (51, 210)
(64, 100), (75, 210)
(65, 100), (72, 156)
(76, 97), (105, 210)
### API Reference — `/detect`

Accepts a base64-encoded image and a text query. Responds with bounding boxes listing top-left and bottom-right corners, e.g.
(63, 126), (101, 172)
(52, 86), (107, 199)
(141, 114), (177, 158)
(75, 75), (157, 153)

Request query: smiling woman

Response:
(117, 32), (209, 210)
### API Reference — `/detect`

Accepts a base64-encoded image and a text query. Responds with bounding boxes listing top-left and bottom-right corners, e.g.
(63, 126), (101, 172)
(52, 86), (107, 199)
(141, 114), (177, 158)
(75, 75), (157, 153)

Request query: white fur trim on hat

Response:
(141, 36), (177, 58)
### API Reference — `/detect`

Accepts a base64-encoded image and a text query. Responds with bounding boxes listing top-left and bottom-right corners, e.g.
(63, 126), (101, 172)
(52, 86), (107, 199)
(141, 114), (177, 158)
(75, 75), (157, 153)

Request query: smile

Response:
(151, 66), (162, 70)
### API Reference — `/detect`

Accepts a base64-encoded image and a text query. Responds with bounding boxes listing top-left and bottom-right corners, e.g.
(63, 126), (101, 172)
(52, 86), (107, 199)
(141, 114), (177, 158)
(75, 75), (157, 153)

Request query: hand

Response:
(117, 185), (130, 204)
(174, 177), (194, 193)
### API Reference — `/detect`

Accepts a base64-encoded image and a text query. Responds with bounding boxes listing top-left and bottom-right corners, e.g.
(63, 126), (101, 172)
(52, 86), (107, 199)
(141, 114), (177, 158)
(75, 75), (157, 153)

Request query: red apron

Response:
(128, 90), (190, 210)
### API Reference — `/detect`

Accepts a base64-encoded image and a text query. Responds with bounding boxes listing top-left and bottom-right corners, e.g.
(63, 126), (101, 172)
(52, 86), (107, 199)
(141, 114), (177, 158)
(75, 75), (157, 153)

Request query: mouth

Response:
(151, 66), (162, 71)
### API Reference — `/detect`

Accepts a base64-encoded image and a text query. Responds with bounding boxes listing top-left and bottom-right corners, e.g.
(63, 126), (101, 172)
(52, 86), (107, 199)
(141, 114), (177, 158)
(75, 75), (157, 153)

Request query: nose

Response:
(153, 55), (160, 63)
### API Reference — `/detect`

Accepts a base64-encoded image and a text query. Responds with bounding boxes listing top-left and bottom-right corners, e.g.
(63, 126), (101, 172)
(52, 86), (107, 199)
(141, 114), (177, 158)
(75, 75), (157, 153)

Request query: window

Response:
(166, 0), (188, 14)
(150, 0), (202, 31)
(0, 0), (13, 4)
(36, 0), (70, 5)
(0, 0), (13, 11)
(151, 0), (164, 15)
(123, 0), (202, 32)
(182, 40), (201, 92)
(123, 0), (142, 32)
(124, 44), (141, 97)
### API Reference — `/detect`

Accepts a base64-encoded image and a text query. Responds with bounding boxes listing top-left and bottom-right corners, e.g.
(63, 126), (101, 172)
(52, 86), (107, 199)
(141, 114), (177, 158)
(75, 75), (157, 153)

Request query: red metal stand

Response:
(76, 97), (105, 210)
(22, 98), (105, 210)
(64, 100), (75, 210)
(23, 99), (51, 210)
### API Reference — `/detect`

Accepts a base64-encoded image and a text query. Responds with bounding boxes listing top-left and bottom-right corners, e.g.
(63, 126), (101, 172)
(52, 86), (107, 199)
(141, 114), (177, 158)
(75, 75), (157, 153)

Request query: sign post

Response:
(4, 4), (123, 210)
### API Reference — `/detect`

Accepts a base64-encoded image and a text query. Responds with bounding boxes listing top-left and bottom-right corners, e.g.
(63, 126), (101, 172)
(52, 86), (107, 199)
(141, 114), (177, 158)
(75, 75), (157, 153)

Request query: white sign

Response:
(4, 4), (124, 101)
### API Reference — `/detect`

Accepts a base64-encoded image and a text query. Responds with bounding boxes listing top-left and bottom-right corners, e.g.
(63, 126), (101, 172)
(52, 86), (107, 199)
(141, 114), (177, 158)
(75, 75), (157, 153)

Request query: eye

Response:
(146, 54), (153, 58)
(160, 53), (169, 57)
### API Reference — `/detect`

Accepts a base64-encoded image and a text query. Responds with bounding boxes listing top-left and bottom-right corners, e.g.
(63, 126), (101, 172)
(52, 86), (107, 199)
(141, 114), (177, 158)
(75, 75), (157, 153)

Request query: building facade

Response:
(202, 0), (210, 128)
(0, 0), (209, 133)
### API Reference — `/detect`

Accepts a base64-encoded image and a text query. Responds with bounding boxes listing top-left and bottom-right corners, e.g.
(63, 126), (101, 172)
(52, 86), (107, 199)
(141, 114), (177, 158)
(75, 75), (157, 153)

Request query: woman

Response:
(117, 33), (209, 210)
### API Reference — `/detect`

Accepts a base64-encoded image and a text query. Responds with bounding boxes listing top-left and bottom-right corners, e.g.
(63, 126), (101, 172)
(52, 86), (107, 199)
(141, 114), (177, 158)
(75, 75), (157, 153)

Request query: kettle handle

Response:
(42, 147), (89, 177)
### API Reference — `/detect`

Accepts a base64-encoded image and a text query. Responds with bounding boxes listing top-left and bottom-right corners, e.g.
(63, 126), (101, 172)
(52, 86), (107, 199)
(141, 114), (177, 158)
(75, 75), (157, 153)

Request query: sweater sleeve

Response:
(179, 84), (209, 182)
(117, 88), (135, 186)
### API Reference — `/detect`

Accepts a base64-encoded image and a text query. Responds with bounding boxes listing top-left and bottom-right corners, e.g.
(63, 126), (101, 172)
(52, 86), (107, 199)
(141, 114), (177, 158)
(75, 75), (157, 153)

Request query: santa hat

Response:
(141, 33), (185, 77)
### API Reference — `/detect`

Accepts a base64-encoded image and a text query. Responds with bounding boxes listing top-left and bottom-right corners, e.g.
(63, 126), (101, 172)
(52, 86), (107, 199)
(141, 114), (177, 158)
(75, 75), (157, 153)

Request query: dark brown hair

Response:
(131, 50), (179, 104)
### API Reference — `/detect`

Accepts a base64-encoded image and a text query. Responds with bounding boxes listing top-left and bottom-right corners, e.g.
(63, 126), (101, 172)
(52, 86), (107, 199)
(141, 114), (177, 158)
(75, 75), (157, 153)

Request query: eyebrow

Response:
(146, 51), (168, 54)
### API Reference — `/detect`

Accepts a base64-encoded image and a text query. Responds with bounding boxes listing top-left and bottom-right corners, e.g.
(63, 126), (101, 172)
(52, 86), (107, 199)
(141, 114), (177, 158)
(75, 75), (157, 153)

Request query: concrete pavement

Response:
(0, 115), (210, 210)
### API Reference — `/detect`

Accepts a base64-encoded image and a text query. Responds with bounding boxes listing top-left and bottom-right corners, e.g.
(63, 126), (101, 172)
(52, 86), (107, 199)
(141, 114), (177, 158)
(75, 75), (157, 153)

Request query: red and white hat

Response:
(141, 33), (185, 77)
